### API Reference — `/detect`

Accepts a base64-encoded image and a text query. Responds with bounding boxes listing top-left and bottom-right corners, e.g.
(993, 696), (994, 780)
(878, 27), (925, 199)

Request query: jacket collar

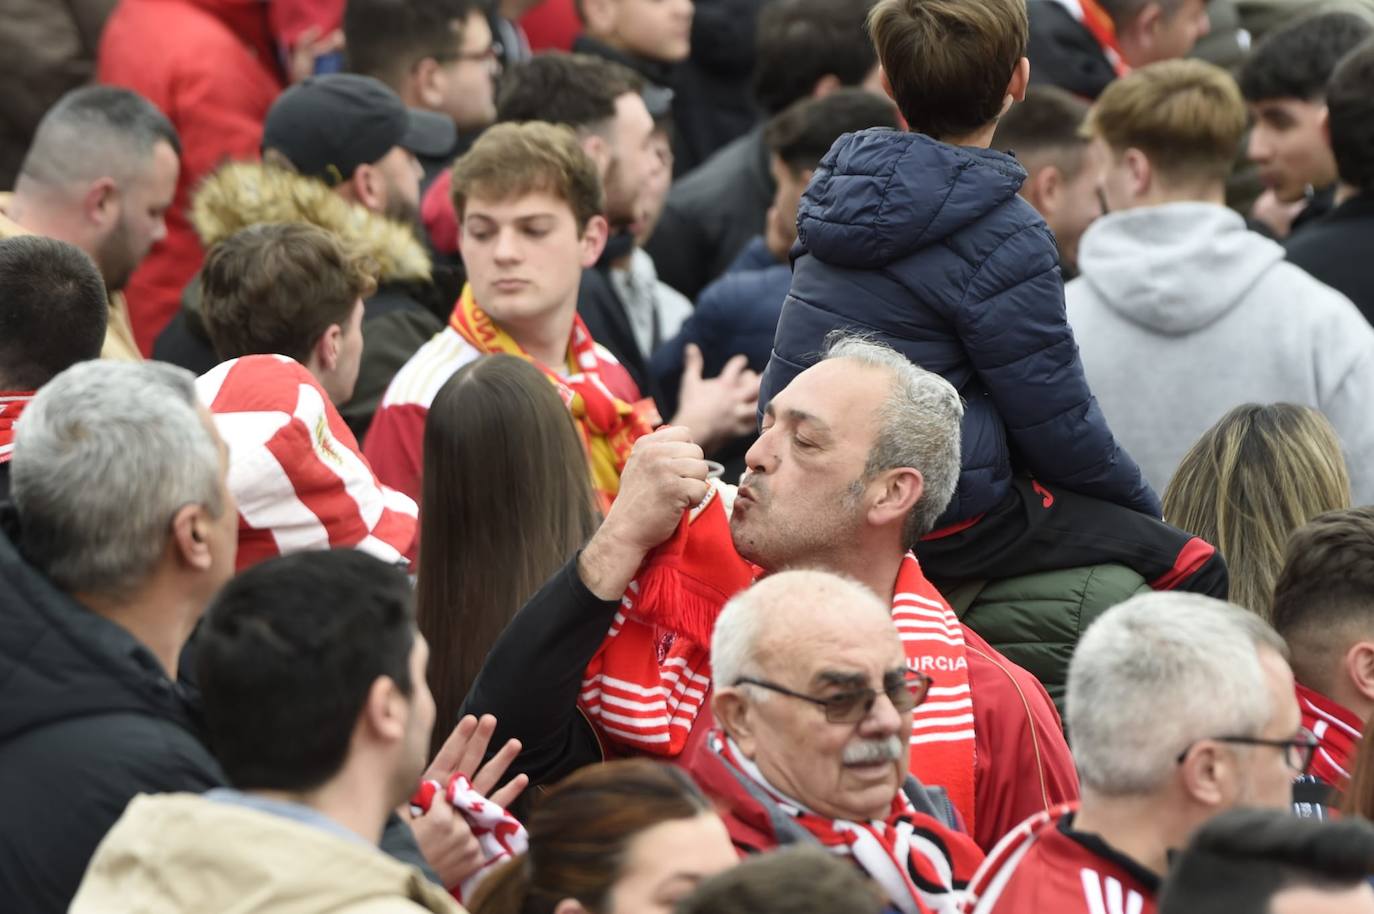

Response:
(191, 162), (433, 284)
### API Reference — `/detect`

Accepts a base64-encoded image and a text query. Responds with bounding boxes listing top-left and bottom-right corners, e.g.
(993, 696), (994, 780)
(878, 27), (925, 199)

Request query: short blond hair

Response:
(867, 0), (1027, 140)
(1084, 59), (1246, 183)
(450, 121), (604, 230)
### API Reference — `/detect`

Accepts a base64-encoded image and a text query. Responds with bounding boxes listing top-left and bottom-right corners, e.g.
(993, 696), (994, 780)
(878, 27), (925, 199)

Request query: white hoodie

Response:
(1067, 202), (1374, 504)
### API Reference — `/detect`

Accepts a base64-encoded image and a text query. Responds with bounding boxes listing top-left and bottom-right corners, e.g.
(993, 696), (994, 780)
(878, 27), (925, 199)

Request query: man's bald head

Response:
(711, 570), (896, 692)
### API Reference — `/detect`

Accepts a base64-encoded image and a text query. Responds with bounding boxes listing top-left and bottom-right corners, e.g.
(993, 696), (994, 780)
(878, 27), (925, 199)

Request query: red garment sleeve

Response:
(363, 402), (429, 505)
(963, 627), (1080, 852)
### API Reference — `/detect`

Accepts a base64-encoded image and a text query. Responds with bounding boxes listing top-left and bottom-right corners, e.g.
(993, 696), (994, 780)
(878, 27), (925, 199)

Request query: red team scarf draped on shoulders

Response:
(448, 286), (656, 510)
(708, 732), (984, 914)
(578, 492), (981, 834)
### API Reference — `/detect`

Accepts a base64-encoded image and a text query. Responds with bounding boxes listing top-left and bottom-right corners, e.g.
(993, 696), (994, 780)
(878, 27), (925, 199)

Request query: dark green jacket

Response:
(944, 564), (1150, 722)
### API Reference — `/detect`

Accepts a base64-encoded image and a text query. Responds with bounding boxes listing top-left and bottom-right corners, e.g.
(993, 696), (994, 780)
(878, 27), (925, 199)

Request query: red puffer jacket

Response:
(98, 0), (284, 354)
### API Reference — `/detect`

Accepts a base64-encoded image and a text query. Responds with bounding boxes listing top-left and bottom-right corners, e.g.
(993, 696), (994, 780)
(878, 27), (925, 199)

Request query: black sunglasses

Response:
(733, 669), (933, 724)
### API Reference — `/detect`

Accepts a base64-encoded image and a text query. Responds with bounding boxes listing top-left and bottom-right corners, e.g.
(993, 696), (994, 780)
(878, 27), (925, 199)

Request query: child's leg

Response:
(916, 477), (1228, 598)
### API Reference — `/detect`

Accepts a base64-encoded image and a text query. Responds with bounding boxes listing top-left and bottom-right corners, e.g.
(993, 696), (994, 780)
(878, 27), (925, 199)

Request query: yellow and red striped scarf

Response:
(448, 286), (656, 508)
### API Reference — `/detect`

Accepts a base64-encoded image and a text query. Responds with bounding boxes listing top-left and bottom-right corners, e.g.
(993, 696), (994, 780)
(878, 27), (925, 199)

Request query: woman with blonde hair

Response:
(1163, 403), (1352, 619)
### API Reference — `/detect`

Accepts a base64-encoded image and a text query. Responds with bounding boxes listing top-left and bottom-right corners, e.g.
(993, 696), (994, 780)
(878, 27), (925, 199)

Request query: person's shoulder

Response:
(379, 325), (478, 411)
(668, 129), (765, 209)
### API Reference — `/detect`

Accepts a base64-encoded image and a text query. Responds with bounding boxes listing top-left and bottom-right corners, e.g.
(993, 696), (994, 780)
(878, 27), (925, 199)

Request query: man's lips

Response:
(492, 278), (529, 292)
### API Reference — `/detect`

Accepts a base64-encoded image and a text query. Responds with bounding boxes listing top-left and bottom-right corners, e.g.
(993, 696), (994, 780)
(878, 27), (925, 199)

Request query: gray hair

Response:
(1066, 592), (1289, 796)
(711, 569), (889, 693)
(18, 86), (181, 191)
(823, 334), (964, 543)
(11, 361), (223, 598)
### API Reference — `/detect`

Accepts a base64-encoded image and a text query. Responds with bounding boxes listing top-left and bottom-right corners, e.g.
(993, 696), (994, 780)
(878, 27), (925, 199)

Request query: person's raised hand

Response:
(288, 26), (345, 84)
(672, 346), (760, 451)
(578, 426), (710, 599)
(406, 714), (529, 888)
(423, 714), (528, 809)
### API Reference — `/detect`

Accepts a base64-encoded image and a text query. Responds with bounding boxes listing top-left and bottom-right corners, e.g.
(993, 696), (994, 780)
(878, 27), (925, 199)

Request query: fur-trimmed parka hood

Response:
(191, 162), (432, 284)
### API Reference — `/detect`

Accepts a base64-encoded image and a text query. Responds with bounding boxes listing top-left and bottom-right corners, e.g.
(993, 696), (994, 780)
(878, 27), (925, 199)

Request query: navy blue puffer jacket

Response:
(758, 129), (1160, 524)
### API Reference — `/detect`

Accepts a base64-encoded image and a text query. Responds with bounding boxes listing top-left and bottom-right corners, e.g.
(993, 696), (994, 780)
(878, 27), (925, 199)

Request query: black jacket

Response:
(1026, 0), (1116, 99)
(0, 512), (225, 914)
(1286, 192), (1374, 326)
(578, 249), (664, 408)
(0, 512), (438, 912)
(643, 125), (774, 301)
(460, 555), (618, 788)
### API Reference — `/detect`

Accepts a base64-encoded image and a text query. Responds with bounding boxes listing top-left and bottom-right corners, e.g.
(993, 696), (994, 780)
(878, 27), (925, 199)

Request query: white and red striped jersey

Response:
(197, 355), (418, 570)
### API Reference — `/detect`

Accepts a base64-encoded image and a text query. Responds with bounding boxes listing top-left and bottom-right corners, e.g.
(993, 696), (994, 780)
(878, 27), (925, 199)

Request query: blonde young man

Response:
(366, 122), (753, 506)
(1066, 59), (1374, 504)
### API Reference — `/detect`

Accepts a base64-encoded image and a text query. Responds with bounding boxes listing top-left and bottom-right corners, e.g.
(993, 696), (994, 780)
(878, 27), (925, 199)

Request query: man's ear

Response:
(813, 73), (843, 99)
(1320, 105), (1332, 150)
(170, 502), (215, 573)
(313, 323), (344, 373)
(1006, 56), (1031, 106)
(1133, 1), (1165, 52)
(553, 900), (591, 914)
(1178, 741), (1230, 808)
(1124, 147), (1153, 199)
(1345, 642), (1374, 708)
(580, 0), (617, 36)
(712, 688), (759, 758)
(580, 213), (610, 267)
(410, 57), (445, 110)
(580, 134), (612, 178)
(867, 467), (924, 532)
(81, 177), (119, 230)
(351, 164), (384, 212)
(1025, 165), (1063, 217)
(360, 675), (409, 744)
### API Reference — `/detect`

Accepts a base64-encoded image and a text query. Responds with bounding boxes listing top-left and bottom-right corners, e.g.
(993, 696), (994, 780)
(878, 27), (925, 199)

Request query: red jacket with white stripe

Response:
(964, 805), (1160, 914)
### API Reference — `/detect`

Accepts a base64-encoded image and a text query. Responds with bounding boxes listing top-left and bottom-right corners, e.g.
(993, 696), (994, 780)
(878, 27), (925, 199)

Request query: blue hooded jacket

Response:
(758, 129), (1159, 524)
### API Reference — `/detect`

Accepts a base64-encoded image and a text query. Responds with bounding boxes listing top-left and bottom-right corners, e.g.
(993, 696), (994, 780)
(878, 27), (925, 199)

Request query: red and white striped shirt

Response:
(197, 355), (418, 570)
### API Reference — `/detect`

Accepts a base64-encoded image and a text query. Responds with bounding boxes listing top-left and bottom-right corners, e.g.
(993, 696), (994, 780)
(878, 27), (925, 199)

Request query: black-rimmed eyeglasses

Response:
(1174, 728), (1320, 775)
(733, 669), (933, 724)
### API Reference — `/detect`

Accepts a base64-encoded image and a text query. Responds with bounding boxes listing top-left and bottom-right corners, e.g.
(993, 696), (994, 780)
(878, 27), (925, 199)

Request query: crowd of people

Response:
(5, 0), (1374, 911)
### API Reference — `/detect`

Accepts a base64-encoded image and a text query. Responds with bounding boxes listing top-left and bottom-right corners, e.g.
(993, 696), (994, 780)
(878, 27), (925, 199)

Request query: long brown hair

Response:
(1163, 403), (1351, 619)
(416, 354), (601, 755)
(468, 760), (715, 914)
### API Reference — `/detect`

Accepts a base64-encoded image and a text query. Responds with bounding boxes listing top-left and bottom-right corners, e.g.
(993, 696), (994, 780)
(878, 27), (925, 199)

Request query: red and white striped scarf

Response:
(578, 498), (979, 832)
(1297, 682), (1363, 792)
(0, 391), (35, 465)
(712, 733), (983, 914)
(410, 773), (528, 903)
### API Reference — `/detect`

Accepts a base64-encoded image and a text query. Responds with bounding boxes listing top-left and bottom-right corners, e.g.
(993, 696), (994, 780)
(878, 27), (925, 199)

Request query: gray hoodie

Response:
(1067, 202), (1374, 504)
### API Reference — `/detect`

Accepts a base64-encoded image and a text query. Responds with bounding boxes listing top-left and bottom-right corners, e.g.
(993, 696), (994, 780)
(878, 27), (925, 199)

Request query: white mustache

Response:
(842, 735), (905, 765)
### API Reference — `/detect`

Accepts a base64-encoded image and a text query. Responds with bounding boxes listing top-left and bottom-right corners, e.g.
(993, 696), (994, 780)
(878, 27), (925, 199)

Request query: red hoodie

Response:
(98, 0), (285, 354)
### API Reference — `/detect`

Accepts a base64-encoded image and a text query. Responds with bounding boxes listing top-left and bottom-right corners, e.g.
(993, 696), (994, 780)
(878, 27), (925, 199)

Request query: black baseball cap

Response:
(262, 74), (456, 186)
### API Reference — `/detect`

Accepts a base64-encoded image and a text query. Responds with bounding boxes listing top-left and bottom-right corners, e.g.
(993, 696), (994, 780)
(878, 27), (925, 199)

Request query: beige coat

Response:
(0, 193), (141, 362)
(69, 793), (464, 914)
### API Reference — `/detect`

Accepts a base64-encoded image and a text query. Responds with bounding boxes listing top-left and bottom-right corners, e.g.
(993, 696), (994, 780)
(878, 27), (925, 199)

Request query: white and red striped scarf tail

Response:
(578, 579), (714, 754)
(892, 554), (978, 837)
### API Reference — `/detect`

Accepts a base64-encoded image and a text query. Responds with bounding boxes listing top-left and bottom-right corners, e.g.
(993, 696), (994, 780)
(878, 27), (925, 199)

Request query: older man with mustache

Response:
(690, 570), (984, 914)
